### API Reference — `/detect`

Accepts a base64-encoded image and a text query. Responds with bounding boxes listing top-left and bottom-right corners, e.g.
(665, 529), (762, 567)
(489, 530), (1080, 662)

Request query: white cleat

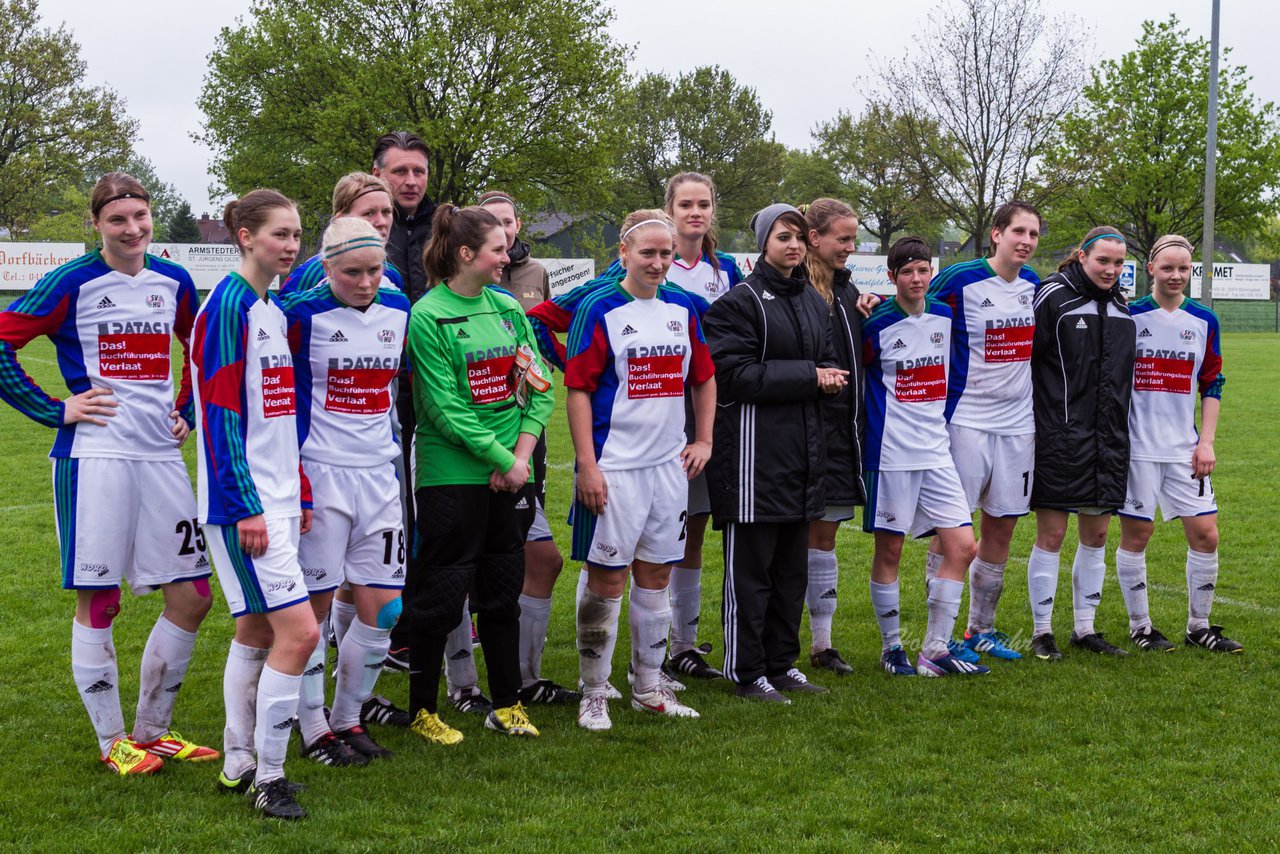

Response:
(579, 679), (622, 701)
(627, 664), (686, 692)
(577, 692), (612, 731)
(631, 686), (700, 719)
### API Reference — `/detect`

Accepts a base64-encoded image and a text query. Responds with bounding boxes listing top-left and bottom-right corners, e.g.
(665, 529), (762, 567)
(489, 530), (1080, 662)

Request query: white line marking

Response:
(0, 504), (46, 513)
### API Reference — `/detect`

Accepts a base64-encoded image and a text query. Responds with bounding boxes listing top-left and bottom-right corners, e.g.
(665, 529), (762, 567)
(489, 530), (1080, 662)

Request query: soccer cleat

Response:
(1186, 625), (1244, 654)
(578, 692), (612, 731)
(964, 630), (1023, 661)
(335, 725), (392, 760)
(947, 639), (982, 664)
(880, 645), (917, 676)
(101, 737), (164, 776)
(135, 730), (220, 762)
(249, 777), (307, 820)
(628, 663), (685, 692)
(631, 685), (700, 718)
(916, 652), (991, 677)
(1130, 625), (1176, 652)
(664, 648), (725, 680)
(485, 702), (540, 737)
(810, 647), (854, 675)
(1030, 633), (1063, 661)
(580, 679), (623, 701)
(470, 618), (480, 648)
(216, 766), (304, 796)
(518, 679), (582, 705)
(768, 668), (829, 694)
(735, 676), (790, 704)
(382, 646), (410, 672)
(361, 694), (412, 728)
(302, 731), (369, 766)
(409, 709), (464, 745)
(448, 686), (494, 715)
(1069, 631), (1130, 657)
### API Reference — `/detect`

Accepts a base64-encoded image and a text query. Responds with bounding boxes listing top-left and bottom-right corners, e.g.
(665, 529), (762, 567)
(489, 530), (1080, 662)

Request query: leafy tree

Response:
(612, 66), (787, 233)
(167, 201), (201, 243)
(198, 0), (627, 238)
(25, 185), (93, 243)
(0, 0), (137, 234)
(778, 149), (843, 208)
(874, 0), (1086, 256)
(121, 155), (183, 241)
(1043, 16), (1280, 264)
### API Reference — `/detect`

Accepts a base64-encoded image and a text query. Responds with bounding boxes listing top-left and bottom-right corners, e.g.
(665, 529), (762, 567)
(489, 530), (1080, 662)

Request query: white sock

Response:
(297, 633), (330, 745)
(254, 665), (301, 786)
(330, 598), (357, 649)
(1071, 544), (1107, 637)
(71, 621), (125, 755)
(869, 580), (901, 650)
(924, 577), (964, 659)
(628, 585), (671, 695)
(331, 618), (391, 732)
(518, 593), (552, 688)
(1115, 548), (1151, 632)
(576, 567), (589, 604)
(1028, 546), (1060, 635)
(925, 550), (943, 592)
(222, 641), (268, 779)
(1186, 548), (1219, 632)
(443, 600), (477, 694)
(966, 558), (1005, 635)
(668, 565), (702, 656)
(806, 549), (838, 651)
(133, 616), (198, 743)
(577, 587), (621, 691)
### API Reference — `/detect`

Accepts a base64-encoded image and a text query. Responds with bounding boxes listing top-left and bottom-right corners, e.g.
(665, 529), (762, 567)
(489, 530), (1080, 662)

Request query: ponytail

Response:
(421, 204), (501, 283)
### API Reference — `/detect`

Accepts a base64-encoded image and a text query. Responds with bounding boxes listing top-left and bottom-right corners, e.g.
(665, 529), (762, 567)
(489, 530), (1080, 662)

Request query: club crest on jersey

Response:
(501, 319), (517, 337)
(1180, 329), (1195, 341)
(377, 328), (396, 344)
(1018, 294), (1031, 306)
(930, 331), (944, 346)
(667, 320), (684, 334)
(146, 294), (165, 311)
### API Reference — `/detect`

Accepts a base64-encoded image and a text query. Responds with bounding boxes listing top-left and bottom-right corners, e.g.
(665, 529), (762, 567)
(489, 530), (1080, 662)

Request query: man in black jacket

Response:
(373, 131), (437, 303)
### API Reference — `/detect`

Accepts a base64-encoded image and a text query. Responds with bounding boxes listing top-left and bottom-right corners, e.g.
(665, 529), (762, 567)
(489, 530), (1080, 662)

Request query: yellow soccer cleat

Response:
(101, 737), (165, 776)
(484, 702), (539, 738)
(135, 730), (220, 762)
(410, 709), (464, 745)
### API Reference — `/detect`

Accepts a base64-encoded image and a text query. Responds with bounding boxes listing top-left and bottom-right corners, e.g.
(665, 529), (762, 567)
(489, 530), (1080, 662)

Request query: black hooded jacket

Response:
(820, 268), (868, 507)
(1030, 261), (1136, 510)
(386, 196), (438, 304)
(702, 258), (837, 527)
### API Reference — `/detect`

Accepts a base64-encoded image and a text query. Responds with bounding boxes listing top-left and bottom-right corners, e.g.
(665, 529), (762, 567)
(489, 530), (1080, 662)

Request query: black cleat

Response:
(382, 646), (410, 673)
(664, 648), (724, 680)
(449, 687), (493, 715)
(1029, 633), (1063, 661)
(768, 667), (829, 694)
(1130, 625), (1176, 652)
(361, 695), (412, 728)
(518, 679), (583, 705)
(336, 725), (392, 760)
(810, 647), (854, 675)
(1186, 625), (1244, 653)
(249, 776), (307, 820)
(217, 766), (305, 795)
(735, 676), (790, 704)
(302, 731), (369, 767)
(1069, 631), (1130, 657)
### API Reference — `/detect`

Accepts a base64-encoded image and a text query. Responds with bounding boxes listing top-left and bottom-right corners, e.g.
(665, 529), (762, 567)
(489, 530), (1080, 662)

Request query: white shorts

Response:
(54, 457), (209, 593)
(822, 505), (858, 523)
(1121, 460), (1217, 522)
(298, 460), (405, 592)
(947, 424), (1034, 517)
(687, 470), (711, 517)
(862, 466), (972, 538)
(207, 516), (308, 617)
(527, 495), (553, 543)
(576, 458), (688, 568)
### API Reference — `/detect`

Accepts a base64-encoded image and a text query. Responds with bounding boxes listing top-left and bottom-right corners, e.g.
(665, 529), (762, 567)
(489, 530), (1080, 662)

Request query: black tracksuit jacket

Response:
(820, 268), (868, 507)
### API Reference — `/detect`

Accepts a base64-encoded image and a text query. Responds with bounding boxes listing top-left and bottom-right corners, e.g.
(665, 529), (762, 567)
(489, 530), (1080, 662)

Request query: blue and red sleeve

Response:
(1199, 311), (1225, 399)
(564, 302), (611, 393)
(0, 278), (74, 428)
(528, 298), (573, 371)
(174, 276), (199, 428)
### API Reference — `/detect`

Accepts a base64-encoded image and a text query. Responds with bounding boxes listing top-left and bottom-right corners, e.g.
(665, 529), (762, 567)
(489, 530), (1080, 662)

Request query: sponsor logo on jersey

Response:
(1134, 354), (1193, 394)
(377, 328), (396, 344)
(257, 327), (270, 341)
(1075, 318), (1087, 330)
(983, 320), (1034, 363)
(1138, 327), (1152, 338)
(626, 351), (685, 399)
(893, 356), (946, 402)
(260, 362), (297, 417)
(325, 363), (396, 414)
(456, 328), (470, 339)
(329, 330), (348, 342)
(980, 297), (995, 308)
(146, 294), (165, 311)
(620, 324), (638, 336)
(96, 296), (116, 310)
(891, 338), (906, 350)
(464, 345), (516, 405)
(96, 327), (172, 380)
(667, 319), (683, 333)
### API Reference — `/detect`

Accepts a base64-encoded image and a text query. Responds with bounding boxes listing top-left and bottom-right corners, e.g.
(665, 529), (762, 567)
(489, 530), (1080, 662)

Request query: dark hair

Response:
(422, 205), (502, 282)
(887, 236), (932, 274)
(1058, 225), (1126, 272)
(90, 172), (150, 218)
(663, 172), (722, 261)
(476, 189), (519, 215)
(804, 197), (859, 305)
(223, 189), (296, 254)
(992, 200), (1042, 233)
(372, 131), (430, 169)
(770, 210), (808, 241)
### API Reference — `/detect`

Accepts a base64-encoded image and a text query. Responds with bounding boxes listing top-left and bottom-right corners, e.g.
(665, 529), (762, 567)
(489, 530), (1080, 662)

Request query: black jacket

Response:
(1030, 262), (1136, 510)
(703, 258), (836, 527)
(386, 196), (438, 304)
(820, 269), (868, 506)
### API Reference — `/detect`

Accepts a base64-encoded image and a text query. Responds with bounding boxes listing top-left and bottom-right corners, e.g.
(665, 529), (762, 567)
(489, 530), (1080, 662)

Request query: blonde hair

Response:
(803, 198), (859, 306)
(619, 209), (675, 246)
(331, 172), (392, 215)
(321, 216), (385, 263)
(1149, 233), (1194, 262)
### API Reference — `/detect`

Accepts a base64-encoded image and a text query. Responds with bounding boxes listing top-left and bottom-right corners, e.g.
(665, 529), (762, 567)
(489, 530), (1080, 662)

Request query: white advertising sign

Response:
(545, 258), (596, 296)
(149, 243), (244, 291)
(1188, 263), (1270, 300)
(730, 253), (940, 297)
(0, 243), (85, 289)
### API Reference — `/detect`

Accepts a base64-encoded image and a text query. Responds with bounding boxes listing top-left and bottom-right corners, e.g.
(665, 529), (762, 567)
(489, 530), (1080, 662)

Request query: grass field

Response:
(2, 333), (1278, 852)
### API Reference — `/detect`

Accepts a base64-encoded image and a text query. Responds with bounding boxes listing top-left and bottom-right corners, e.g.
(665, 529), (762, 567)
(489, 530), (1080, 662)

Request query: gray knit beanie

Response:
(749, 203), (802, 252)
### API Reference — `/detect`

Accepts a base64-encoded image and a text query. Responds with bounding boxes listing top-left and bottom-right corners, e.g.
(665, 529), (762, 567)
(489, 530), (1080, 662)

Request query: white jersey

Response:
(666, 251), (743, 306)
(862, 298), (954, 471)
(928, 258), (1039, 435)
(0, 251), (199, 460)
(281, 285), (410, 468)
(193, 274), (303, 525)
(1128, 295), (1224, 463)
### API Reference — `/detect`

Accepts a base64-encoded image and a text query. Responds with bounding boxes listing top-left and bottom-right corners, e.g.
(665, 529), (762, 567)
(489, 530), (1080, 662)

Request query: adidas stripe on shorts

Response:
(206, 515), (308, 616)
(862, 466), (972, 538)
(1121, 460), (1217, 522)
(53, 457), (210, 592)
(572, 457), (688, 568)
(946, 424), (1035, 517)
(297, 460), (406, 591)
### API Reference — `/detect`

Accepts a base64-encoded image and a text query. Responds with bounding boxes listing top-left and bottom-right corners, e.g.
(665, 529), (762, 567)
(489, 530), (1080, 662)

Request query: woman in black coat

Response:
(702, 203), (846, 703)
(1026, 226), (1136, 661)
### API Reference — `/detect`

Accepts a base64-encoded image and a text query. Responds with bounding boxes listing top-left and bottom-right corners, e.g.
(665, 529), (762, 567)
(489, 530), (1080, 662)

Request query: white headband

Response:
(620, 219), (672, 241)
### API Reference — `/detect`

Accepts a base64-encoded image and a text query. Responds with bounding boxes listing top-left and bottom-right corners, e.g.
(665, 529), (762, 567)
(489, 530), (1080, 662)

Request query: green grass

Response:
(2, 335), (1279, 852)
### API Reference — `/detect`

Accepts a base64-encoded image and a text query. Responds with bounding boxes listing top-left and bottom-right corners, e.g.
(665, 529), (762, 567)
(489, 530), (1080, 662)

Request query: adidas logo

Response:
(1085, 591), (1102, 601)
(1075, 318), (1087, 330)
(272, 717), (296, 731)
(456, 328), (470, 339)
(620, 324), (638, 336)
(1197, 582), (1216, 591)
(689, 616), (699, 626)
(195, 554), (209, 569)
(392, 566), (404, 579)
(579, 648), (601, 659)
(164, 682), (183, 694)
(891, 338), (906, 350)
(1130, 582), (1147, 591)
(762, 291), (775, 300)
(96, 296), (116, 310)
(365, 662), (384, 670)
(819, 589), (838, 600)
(879, 609), (899, 618)
(1037, 597), (1054, 606)
(650, 638), (668, 650)
(329, 330), (348, 342)
(85, 679), (114, 694)
(515, 497), (529, 509)
(449, 649), (471, 661)
(257, 328), (270, 341)
(304, 662), (325, 676)
(1138, 328), (1152, 338)
(980, 298), (994, 308)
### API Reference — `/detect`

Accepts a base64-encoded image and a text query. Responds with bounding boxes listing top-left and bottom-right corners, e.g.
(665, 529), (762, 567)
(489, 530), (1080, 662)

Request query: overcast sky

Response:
(36, 0), (1279, 215)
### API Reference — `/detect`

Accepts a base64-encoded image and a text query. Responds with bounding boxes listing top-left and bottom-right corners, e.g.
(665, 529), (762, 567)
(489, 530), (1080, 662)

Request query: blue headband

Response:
(1081, 233), (1125, 251)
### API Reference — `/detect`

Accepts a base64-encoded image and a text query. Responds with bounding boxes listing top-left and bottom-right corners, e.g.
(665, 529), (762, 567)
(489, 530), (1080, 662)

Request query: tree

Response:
(612, 66), (787, 233)
(167, 201), (201, 243)
(1043, 16), (1280, 265)
(198, 0), (627, 238)
(122, 155), (183, 241)
(0, 0), (137, 234)
(874, 0), (1086, 256)
(778, 149), (843, 208)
